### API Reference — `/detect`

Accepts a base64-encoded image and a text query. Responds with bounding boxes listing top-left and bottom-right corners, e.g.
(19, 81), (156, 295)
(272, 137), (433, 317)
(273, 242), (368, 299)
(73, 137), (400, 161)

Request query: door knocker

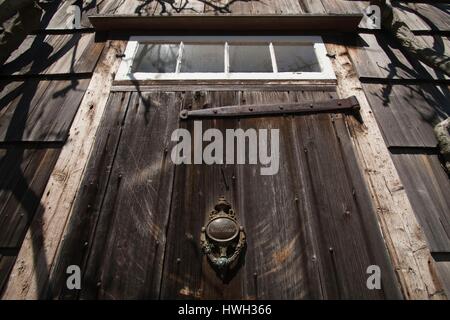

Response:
(200, 197), (246, 276)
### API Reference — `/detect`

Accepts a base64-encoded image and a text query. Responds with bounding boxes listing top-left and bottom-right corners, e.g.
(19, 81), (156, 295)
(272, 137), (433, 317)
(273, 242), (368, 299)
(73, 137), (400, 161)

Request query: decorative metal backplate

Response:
(200, 197), (246, 277)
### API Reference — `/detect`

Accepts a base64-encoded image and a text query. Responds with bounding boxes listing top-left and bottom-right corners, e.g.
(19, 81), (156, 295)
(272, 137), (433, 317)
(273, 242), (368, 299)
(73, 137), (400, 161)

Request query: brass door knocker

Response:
(200, 197), (246, 276)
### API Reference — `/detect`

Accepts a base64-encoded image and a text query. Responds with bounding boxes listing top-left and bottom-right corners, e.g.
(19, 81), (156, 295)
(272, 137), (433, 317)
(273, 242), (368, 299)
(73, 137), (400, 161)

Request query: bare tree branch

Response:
(434, 118), (450, 172)
(371, 0), (450, 172)
(371, 0), (450, 77)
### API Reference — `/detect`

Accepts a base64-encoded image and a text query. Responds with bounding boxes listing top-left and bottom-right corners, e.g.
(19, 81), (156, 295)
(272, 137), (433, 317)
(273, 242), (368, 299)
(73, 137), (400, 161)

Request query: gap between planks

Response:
(1, 41), (127, 300)
(326, 42), (447, 299)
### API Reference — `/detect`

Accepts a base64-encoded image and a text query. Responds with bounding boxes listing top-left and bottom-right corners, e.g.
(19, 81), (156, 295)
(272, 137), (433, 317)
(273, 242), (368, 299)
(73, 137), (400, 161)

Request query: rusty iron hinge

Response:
(179, 96), (360, 120)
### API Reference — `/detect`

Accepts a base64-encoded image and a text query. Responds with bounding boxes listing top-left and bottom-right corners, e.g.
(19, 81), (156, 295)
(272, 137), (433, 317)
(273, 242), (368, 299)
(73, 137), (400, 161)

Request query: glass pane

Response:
(131, 43), (179, 73)
(229, 44), (273, 73)
(180, 44), (224, 73)
(274, 44), (321, 72)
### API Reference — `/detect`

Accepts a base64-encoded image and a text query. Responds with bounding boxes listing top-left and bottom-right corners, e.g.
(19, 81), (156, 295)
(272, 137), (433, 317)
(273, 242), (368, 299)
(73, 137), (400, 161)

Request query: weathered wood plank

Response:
(76, 91), (180, 299)
(391, 153), (450, 253)
(321, 0), (367, 14)
(401, 2), (450, 32)
(300, 0), (327, 14)
(46, 91), (131, 299)
(0, 78), (91, 142)
(161, 89), (400, 299)
(0, 255), (16, 294)
(160, 90), (245, 299)
(114, 0), (161, 15)
(435, 261), (450, 298)
(390, 2), (430, 32)
(0, 33), (104, 76)
(326, 40), (446, 299)
(347, 33), (449, 80)
(1, 41), (127, 300)
(40, 0), (119, 30)
(362, 83), (449, 148)
(0, 147), (61, 249)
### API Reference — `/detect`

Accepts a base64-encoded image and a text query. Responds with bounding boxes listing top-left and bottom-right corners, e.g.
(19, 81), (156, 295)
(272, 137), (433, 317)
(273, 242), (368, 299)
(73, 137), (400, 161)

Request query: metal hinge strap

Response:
(180, 96), (360, 120)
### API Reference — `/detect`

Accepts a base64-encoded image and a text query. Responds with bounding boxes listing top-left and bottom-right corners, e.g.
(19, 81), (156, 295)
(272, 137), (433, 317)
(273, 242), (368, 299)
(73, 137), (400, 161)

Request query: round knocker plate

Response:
(206, 217), (239, 243)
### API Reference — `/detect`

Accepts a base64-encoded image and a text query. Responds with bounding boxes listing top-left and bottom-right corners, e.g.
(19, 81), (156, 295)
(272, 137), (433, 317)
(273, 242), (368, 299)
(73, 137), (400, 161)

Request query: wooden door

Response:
(49, 89), (401, 300)
(159, 92), (401, 300)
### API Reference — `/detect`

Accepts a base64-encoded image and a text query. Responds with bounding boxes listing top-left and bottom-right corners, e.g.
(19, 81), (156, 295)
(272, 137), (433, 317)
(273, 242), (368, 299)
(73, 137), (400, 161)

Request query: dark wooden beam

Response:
(89, 14), (364, 34)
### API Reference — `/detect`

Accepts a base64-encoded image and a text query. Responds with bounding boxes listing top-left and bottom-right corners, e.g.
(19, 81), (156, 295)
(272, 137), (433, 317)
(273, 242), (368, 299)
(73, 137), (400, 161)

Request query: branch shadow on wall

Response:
(134, 0), (254, 15)
(0, 1), (92, 298)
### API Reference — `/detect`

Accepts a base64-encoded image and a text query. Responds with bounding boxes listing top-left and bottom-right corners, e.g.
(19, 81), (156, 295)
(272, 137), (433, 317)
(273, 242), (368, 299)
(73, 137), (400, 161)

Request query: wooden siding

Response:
(348, 33), (450, 81)
(362, 83), (450, 148)
(42, 89), (401, 299)
(328, 2), (450, 287)
(391, 153), (450, 253)
(400, 2), (450, 32)
(36, 1), (448, 32)
(436, 261), (450, 297)
(38, 0), (370, 27)
(0, 256), (15, 293)
(1, 0), (450, 299)
(0, 0), (106, 295)
(0, 34), (104, 76)
(0, 79), (91, 142)
(0, 147), (61, 249)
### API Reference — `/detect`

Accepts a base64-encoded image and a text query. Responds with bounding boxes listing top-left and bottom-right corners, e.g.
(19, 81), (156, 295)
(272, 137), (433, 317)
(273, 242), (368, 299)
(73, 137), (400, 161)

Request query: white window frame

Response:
(115, 35), (336, 81)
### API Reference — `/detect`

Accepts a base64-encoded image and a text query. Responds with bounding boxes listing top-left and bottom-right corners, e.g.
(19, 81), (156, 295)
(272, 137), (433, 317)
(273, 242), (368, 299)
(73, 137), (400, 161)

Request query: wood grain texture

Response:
(45, 91), (181, 299)
(362, 83), (450, 148)
(39, 0), (119, 30)
(161, 90), (400, 299)
(50, 89), (400, 299)
(391, 153), (450, 253)
(0, 78), (90, 142)
(0, 147), (61, 249)
(401, 2), (450, 32)
(435, 261), (450, 298)
(1, 42), (127, 300)
(320, 0), (367, 14)
(0, 255), (16, 294)
(33, 0), (448, 33)
(347, 33), (449, 80)
(326, 40), (446, 299)
(47, 91), (132, 299)
(0, 33), (104, 76)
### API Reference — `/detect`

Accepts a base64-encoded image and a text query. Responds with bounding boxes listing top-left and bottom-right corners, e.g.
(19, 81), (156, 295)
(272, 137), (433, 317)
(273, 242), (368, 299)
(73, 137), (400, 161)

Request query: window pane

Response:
(131, 43), (179, 73)
(229, 44), (272, 73)
(180, 44), (224, 73)
(274, 44), (321, 72)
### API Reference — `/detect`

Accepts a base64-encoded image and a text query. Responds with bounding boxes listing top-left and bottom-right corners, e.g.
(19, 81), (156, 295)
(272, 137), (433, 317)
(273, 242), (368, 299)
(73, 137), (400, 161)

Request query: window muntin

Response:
(117, 36), (336, 81)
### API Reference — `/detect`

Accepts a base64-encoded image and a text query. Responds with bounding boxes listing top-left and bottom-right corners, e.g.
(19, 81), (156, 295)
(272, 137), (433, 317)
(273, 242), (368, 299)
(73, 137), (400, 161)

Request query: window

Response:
(131, 43), (179, 73)
(229, 43), (272, 73)
(116, 36), (335, 81)
(273, 44), (321, 72)
(180, 44), (224, 73)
